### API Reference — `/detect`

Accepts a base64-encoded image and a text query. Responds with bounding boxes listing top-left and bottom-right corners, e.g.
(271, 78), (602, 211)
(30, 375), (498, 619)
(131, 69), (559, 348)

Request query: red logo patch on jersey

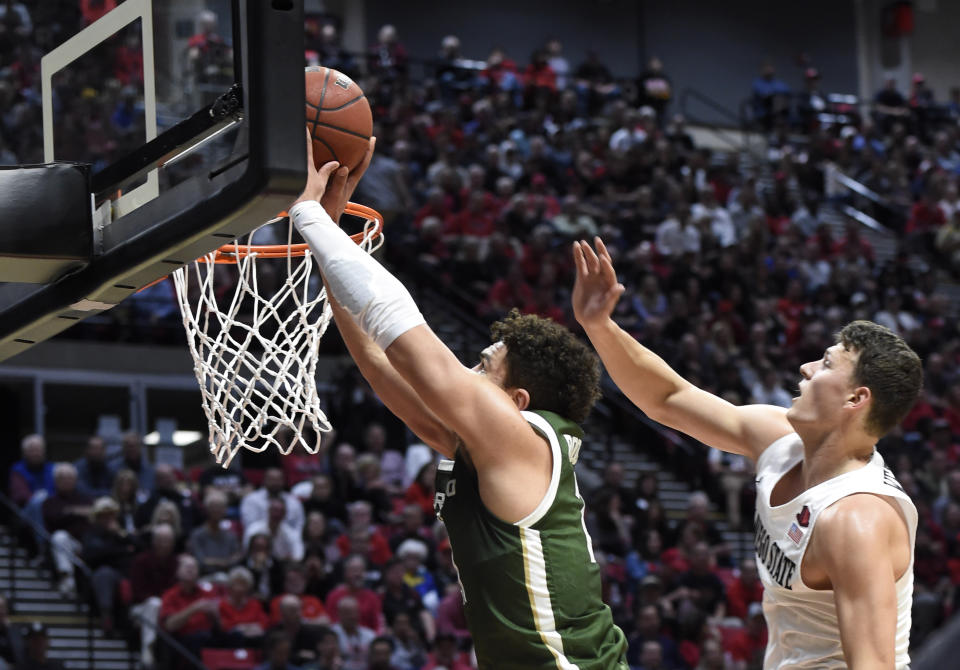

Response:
(796, 505), (811, 528)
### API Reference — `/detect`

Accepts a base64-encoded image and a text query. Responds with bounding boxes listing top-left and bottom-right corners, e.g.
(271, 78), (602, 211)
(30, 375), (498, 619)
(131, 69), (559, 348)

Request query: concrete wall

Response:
(910, 1), (960, 101)
(363, 0), (859, 125)
(641, 0), (859, 124)
(364, 0), (643, 78)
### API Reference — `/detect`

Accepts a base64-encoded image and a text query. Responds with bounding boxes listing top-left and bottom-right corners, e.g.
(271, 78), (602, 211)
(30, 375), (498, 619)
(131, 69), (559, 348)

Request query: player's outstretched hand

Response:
(293, 133), (376, 223)
(572, 237), (624, 330)
(321, 136), (376, 223)
(293, 127), (341, 209)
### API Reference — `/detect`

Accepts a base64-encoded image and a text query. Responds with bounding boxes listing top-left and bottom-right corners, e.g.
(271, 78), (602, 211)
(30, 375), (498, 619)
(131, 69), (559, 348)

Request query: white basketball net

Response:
(172, 214), (383, 468)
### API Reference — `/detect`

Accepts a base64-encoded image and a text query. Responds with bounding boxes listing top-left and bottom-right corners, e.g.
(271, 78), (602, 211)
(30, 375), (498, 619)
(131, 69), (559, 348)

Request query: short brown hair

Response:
(837, 320), (923, 437)
(490, 310), (601, 423)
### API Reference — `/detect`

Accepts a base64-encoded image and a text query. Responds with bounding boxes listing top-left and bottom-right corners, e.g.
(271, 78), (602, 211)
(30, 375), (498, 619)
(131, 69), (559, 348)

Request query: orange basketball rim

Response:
(211, 202), (382, 262)
(137, 201), (382, 292)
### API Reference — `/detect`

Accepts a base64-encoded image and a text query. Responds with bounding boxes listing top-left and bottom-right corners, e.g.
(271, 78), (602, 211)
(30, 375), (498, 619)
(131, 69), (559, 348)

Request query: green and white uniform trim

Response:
(434, 410), (628, 670)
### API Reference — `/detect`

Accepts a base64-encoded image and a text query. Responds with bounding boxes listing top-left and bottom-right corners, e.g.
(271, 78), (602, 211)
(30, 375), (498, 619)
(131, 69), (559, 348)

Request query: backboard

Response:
(0, 0), (309, 362)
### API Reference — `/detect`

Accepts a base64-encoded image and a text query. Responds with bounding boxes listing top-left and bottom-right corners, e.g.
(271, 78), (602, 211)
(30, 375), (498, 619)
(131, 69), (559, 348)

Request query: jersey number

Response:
(434, 479), (457, 518)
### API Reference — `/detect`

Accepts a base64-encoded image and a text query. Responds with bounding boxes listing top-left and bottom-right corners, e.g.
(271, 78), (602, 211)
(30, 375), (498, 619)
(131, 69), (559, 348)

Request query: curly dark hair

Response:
(489, 310), (601, 423)
(837, 320), (923, 437)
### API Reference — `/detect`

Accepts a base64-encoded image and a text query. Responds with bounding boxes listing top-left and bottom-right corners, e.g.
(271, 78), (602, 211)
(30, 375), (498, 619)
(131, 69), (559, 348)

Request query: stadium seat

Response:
(201, 648), (261, 670)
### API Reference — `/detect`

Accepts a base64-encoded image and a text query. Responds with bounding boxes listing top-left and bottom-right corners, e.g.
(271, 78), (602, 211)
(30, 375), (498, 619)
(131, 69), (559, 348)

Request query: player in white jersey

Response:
(571, 238), (923, 670)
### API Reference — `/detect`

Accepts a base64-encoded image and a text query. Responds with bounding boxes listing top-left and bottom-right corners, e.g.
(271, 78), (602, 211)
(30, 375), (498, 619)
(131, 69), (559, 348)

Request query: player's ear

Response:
(510, 388), (530, 412)
(846, 385), (871, 409)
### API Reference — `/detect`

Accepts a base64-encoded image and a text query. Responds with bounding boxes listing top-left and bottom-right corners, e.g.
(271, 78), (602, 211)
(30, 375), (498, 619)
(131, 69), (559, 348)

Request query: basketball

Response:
(305, 66), (373, 171)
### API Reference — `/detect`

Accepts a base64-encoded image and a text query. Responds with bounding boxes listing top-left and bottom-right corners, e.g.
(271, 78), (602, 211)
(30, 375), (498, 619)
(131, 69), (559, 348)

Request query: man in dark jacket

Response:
(130, 523), (178, 667)
(134, 464), (198, 534)
(8, 434), (53, 507)
(74, 436), (113, 499)
(81, 497), (138, 633)
(0, 594), (25, 668)
(42, 463), (92, 596)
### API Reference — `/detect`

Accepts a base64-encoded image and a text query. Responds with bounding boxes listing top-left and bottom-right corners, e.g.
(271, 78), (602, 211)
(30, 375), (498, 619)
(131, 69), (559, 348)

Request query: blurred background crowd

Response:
(1, 3), (960, 670)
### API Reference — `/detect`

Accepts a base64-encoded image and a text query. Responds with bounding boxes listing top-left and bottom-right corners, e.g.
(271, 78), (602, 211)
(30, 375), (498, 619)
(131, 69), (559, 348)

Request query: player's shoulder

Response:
(815, 492), (903, 547)
(736, 403), (793, 461)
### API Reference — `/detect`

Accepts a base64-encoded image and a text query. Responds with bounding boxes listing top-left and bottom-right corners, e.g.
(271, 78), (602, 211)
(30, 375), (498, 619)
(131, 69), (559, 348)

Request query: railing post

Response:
(88, 593), (95, 670)
(7, 511), (15, 610)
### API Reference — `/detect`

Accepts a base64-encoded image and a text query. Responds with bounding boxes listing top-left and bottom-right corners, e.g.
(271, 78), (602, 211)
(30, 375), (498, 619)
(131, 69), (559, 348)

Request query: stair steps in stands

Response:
(0, 526), (139, 670)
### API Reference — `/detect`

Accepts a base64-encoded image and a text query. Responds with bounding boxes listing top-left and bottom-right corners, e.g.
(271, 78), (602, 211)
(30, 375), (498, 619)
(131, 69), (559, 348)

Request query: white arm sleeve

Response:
(291, 200), (425, 350)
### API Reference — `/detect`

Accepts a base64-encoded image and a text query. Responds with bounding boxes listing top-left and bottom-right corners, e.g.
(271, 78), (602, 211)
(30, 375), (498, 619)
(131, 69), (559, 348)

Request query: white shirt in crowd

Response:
(242, 519), (304, 562)
(240, 488), (304, 535)
(655, 216), (701, 257)
(690, 202), (737, 247)
(332, 623), (377, 670)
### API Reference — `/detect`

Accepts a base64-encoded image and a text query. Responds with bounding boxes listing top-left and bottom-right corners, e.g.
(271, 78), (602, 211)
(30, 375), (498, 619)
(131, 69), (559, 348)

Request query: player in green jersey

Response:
(291, 138), (628, 669)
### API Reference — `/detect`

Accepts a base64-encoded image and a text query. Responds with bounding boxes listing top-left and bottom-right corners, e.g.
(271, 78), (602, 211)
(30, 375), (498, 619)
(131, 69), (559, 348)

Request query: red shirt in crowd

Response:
(325, 585), (383, 632)
(282, 449), (325, 486)
(413, 201), (454, 230)
(481, 58), (518, 88)
(523, 63), (556, 91)
(159, 582), (218, 635)
(423, 653), (472, 670)
(268, 593), (327, 625)
(450, 209), (496, 237)
(945, 404), (960, 436)
(220, 597), (269, 632)
(907, 201), (946, 234)
(130, 550), (179, 603)
(484, 278), (535, 317)
(725, 578), (764, 620)
(435, 590), (470, 642)
(81, 0), (117, 25)
(833, 234), (875, 263)
(336, 528), (393, 566)
(404, 481), (436, 517)
(726, 626), (769, 663)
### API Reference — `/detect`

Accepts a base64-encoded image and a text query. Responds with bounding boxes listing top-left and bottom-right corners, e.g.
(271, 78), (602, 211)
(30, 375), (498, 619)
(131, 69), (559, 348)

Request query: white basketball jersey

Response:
(753, 433), (917, 669)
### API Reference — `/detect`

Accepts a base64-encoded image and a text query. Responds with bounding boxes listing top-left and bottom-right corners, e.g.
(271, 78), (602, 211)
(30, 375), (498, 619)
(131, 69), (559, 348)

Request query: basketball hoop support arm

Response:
(91, 84), (245, 202)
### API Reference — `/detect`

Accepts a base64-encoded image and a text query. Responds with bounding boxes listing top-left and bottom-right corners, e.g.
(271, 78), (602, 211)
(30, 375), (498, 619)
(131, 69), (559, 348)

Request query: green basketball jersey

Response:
(433, 409), (628, 670)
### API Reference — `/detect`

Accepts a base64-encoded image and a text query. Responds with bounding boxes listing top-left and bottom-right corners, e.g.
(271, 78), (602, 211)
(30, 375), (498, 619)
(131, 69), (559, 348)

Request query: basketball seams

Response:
(317, 67), (331, 110)
(306, 101), (322, 144)
(311, 133), (340, 164)
(320, 94), (365, 112)
(310, 120), (371, 141)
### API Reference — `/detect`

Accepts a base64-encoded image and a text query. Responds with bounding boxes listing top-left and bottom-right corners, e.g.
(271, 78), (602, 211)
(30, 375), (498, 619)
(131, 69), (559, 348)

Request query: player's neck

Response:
(796, 426), (876, 490)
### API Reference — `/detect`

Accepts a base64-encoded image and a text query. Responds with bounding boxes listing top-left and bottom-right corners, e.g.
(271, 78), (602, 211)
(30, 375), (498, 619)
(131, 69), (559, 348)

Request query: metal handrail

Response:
(823, 164), (906, 236)
(677, 87), (768, 159)
(839, 204), (894, 236)
(0, 489), (205, 670)
(0, 488), (98, 669)
(678, 87), (745, 127)
(831, 169), (906, 218)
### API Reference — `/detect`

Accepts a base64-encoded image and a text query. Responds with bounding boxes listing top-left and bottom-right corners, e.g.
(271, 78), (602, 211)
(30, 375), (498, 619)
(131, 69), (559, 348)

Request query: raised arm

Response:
(294, 135), (544, 482)
(572, 238), (791, 460)
(325, 287), (457, 458)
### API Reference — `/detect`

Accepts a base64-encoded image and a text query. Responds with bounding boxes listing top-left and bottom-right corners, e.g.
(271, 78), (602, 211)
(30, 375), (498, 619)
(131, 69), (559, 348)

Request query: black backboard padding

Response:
(0, 163), (92, 261)
(0, 0), (308, 362)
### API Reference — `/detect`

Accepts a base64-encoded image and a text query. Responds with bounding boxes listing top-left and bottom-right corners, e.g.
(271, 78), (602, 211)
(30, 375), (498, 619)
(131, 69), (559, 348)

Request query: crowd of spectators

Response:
(2, 5), (960, 670)
(6, 428), (475, 670)
(6, 416), (785, 670)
